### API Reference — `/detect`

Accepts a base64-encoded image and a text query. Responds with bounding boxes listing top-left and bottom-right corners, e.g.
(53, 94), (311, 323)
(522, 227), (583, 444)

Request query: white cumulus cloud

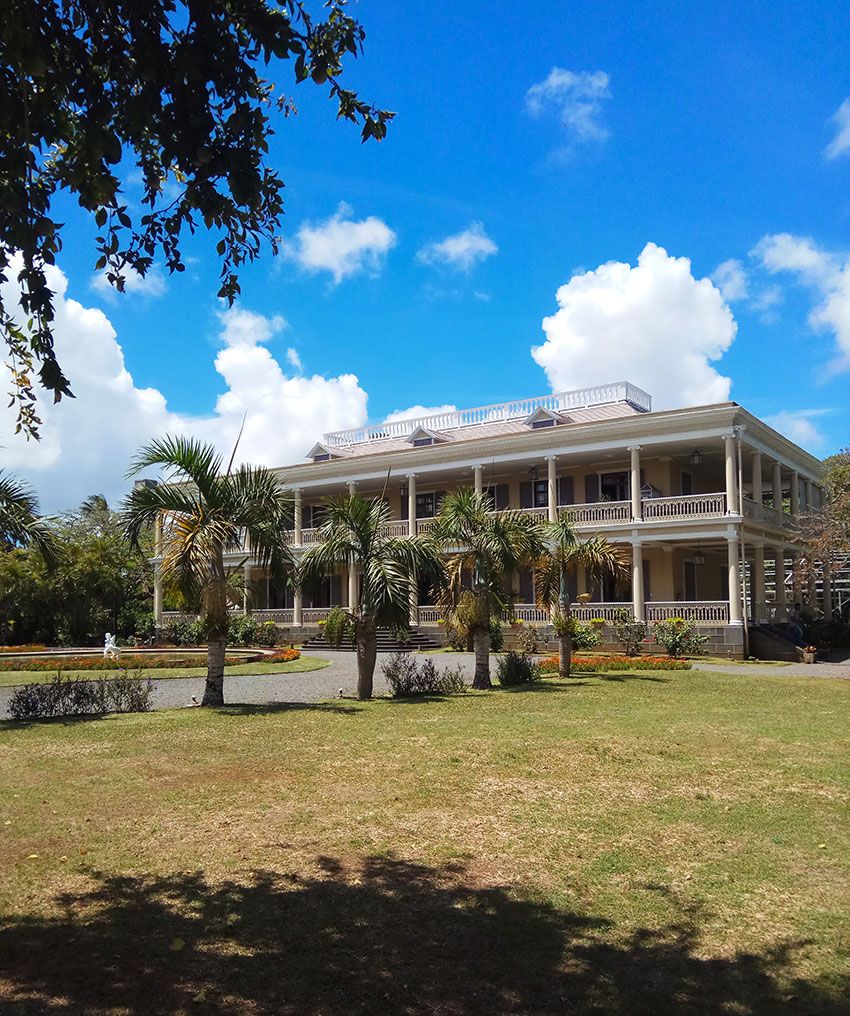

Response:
(825, 98), (850, 160)
(532, 243), (736, 409)
(711, 259), (750, 302)
(417, 223), (498, 272)
(524, 68), (611, 148)
(285, 347), (303, 372)
(0, 263), (368, 511)
(91, 264), (168, 299)
(753, 233), (850, 374)
(383, 404), (458, 425)
(763, 409), (831, 451)
(286, 202), (396, 283)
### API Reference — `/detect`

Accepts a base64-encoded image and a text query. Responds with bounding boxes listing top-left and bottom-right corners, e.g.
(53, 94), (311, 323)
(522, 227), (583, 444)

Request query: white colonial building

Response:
(156, 382), (828, 657)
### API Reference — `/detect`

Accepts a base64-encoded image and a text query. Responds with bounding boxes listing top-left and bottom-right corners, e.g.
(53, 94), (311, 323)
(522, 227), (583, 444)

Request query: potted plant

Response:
(802, 644), (817, 664)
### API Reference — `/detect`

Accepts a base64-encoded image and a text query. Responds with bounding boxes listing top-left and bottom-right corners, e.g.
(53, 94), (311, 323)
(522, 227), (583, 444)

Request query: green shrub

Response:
(227, 614), (257, 647)
(652, 619), (707, 657)
(9, 670), (154, 721)
(489, 617), (504, 653)
(163, 616), (202, 646)
(382, 653), (467, 697)
(254, 621), (280, 647)
(324, 606), (354, 647)
(496, 651), (539, 686)
(612, 608), (647, 656)
(515, 624), (540, 655)
(443, 614), (471, 651)
(553, 612), (602, 651)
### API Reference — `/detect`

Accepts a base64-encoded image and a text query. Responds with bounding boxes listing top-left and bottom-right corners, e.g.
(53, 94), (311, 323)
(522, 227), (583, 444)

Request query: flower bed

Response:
(0, 653), (257, 673)
(539, 654), (691, 673)
(0, 644), (47, 653)
(267, 648), (301, 663)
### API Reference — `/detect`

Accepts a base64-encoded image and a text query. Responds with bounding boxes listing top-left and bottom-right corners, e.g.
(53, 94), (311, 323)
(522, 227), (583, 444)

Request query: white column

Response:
(546, 455), (558, 523)
(348, 566), (358, 612)
(629, 445), (642, 521)
(407, 474), (416, 537)
(153, 565), (163, 626)
(790, 550), (802, 604)
(724, 434), (738, 515)
(823, 560), (833, 617)
(752, 543), (765, 622)
(790, 471), (799, 516)
(752, 451), (763, 504)
(473, 465), (483, 496)
(773, 546), (786, 615)
(772, 460), (783, 513)
(727, 534), (743, 624)
(293, 588), (302, 627)
(631, 541), (645, 622)
(243, 563), (251, 615)
(293, 488), (302, 545)
(348, 480), (356, 496)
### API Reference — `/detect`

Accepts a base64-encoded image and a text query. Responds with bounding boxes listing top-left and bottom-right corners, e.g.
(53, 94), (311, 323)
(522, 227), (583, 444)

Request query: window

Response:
(313, 453), (330, 462)
(681, 471), (693, 496)
(483, 484), (509, 510)
(600, 471), (629, 501)
(412, 437), (433, 447)
(416, 492), (436, 518)
(531, 418), (556, 429)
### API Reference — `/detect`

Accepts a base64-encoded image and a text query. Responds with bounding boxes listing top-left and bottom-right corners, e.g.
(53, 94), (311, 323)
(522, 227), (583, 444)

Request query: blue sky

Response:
(4, 0), (850, 509)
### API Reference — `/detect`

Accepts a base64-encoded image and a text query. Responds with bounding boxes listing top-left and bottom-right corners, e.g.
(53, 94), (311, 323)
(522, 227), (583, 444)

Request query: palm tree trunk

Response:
(558, 631), (572, 680)
(472, 624), (491, 689)
(355, 613), (377, 700)
(203, 634), (227, 706)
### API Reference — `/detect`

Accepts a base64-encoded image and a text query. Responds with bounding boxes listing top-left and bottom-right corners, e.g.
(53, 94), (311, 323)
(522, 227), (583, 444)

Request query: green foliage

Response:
(8, 669), (153, 721)
(442, 615), (471, 652)
(488, 617), (504, 653)
(323, 605), (354, 647)
(496, 651), (539, 686)
(163, 616), (204, 646)
(514, 623), (541, 655)
(612, 608), (647, 656)
(1, 1), (392, 437)
(381, 653), (466, 697)
(551, 611), (601, 650)
(652, 619), (707, 658)
(254, 621), (280, 648)
(227, 614), (258, 647)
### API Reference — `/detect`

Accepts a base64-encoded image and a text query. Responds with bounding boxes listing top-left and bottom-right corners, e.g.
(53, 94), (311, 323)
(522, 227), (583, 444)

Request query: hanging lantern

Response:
(529, 466), (539, 482)
(693, 548), (706, 566)
(689, 449), (702, 466)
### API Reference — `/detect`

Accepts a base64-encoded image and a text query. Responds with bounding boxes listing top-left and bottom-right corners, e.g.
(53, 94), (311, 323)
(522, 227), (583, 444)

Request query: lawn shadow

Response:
(0, 857), (844, 1015)
(215, 701), (362, 717)
(593, 672), (672, 683)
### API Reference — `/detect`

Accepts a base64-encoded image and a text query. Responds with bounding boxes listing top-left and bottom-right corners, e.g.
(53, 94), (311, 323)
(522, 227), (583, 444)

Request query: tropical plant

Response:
(0, 471), (59, 563)
(612, 607), (647, 656)
(434, 488), (545, 689)
(553, 612), (601, 652)
(299, 494), (442, 700)
(652, 618), (707, 658)
(381, 653), (466, 698)
(534, 517), (629, 680)
(496, 651), (539, 687)
(123, 435), (294, 705)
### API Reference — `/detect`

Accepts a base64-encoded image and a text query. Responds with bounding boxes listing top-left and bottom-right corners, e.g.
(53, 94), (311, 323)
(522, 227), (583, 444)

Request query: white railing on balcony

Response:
(321, 382), (652, 447)
(381, 521), (411, 539)
(252, 608), (294, 624)
(561, 501), (631, 525)
(418, 606), (445, 624)
(646, 601), (729, 623)
(416, 517), (441, 536)
(742, 499), (788, 527)
(302, 607), (331, 623)
(643, 493), (726, 521)
(505, 604), (551, 623)
(570, 603), (632, 622)
(299, 527), (323, 545)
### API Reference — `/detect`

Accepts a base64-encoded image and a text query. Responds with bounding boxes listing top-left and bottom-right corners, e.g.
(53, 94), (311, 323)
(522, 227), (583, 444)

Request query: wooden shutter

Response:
(400, 494), (408, 520)
(495, 484), (509, 510)
(584, 475), (599, 503)
(519, 481), (533, 509)
(557, 476), (574, 505)
(518, 569), (534, 602)
(302, 505), (312, 528)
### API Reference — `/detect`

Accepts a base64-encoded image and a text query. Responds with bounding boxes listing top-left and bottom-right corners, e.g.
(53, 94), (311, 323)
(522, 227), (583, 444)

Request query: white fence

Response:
(643, 493), (726, 521)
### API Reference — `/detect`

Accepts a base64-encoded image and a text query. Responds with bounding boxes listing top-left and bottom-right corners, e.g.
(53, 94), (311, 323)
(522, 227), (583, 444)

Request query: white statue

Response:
(103, 632), (118, 659)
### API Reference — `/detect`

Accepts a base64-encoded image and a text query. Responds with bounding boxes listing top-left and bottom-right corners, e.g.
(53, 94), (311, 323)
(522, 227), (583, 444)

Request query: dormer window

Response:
(306, 442), (337, 463)
(412, 437), (434, 447)
(407, 426), (447, 447)
(531, 418), (556, 429)
(313, 453), (331, 462)
(524, 407), (567, 430)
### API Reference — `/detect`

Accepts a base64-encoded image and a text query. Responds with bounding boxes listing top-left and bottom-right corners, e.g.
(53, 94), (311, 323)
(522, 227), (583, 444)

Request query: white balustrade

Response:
(322, 382), (651, 447)
(742, 499), (788, 527)
(416, 517), (441, 536)
(251, 609), (294, 624)
(418, 606), (445, 624)
(560, 501), (631, 525)
(301, 607), (331, 623)
(643, 493), (726, 521)
(299, 527), (323, 545)
(504, 604), (551, 623)
(646, 601), (729, 623)
(380, 521), (411, 539)
(569, 602), (631, 623)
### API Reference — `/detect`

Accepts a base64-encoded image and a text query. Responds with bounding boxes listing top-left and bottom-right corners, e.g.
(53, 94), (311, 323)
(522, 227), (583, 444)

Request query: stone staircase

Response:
(749, 624), (805, 662)
(300, 627), (443, 653)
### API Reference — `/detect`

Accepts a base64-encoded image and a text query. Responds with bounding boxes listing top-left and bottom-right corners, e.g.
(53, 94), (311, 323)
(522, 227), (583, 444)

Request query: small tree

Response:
(123, 436), (294, 706)
(299, 494), (442, 700)
(0, 471), (59, 563)
(534, 518), (629, 679)
(435, 488), (545, 689)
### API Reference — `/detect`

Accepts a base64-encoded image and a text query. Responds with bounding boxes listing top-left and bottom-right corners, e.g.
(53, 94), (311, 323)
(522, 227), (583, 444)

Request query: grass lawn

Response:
(0, 668), (848, 1014)
(0, 656), (330, 687)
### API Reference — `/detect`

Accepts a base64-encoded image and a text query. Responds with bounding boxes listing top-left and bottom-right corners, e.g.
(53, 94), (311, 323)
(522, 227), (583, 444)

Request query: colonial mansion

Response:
(155, 381), (827, 658)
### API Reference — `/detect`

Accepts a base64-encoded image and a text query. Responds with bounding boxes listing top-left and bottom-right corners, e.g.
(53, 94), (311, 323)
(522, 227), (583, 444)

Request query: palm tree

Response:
(299, 493), (442, 700)
(533, 516), (629, 679)
(0, 471), (58, 563)
(123, 436), (294, 706)
(435, 487), (546, 689)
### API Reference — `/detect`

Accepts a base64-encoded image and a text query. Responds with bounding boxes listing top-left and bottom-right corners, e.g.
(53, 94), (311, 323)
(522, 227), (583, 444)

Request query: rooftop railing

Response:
(321, 382), (652, 447)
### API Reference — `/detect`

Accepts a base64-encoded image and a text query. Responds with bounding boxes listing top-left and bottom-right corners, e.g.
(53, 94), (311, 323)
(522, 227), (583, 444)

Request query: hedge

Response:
(539, 654), (691, 673)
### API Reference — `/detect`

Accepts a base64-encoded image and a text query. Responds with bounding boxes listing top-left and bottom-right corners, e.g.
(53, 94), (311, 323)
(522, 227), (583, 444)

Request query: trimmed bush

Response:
(538, 654), (691, 673)
(382, 653), (466, 697)
(496, 651), (539, 686)
(163, 616), (203, 646)
(9, 670), (154, 721)
(652, 619), (707, 658)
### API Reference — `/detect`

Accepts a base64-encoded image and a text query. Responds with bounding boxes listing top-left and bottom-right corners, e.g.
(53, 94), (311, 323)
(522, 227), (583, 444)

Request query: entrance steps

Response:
(300, 627), (442, 653)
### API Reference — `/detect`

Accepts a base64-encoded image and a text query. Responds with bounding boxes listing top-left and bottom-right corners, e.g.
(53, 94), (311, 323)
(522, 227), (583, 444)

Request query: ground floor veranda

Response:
(159, 525), (830, 655)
